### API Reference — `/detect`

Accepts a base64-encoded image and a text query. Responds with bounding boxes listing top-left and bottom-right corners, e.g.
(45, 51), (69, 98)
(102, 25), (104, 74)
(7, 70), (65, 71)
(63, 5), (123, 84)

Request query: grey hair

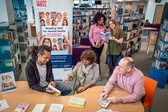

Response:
(123, 57), (135, 68)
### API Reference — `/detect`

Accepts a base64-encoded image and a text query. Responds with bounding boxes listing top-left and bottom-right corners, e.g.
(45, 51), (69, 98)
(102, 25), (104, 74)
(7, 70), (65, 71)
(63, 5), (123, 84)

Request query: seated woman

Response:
(63, 50), (99, 93)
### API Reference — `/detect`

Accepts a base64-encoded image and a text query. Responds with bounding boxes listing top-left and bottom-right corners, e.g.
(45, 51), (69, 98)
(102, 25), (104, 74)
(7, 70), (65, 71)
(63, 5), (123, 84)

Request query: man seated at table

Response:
(25, 45), (71, 95)
(100, 57), (145, 104)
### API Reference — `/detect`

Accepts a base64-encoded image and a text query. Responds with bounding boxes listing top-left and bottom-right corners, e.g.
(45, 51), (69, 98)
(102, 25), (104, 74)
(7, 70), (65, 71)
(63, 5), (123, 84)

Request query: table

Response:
(3, 81), (144, 112)
(143, 27), (158, 54)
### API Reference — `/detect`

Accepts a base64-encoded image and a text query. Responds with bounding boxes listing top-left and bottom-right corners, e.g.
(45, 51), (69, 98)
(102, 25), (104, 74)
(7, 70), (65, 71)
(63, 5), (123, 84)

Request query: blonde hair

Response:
(108, 19), (121, 35)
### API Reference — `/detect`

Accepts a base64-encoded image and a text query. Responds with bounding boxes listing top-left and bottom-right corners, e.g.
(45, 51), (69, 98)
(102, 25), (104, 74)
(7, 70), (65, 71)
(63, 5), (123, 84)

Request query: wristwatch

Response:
(85, 84), (88, 88)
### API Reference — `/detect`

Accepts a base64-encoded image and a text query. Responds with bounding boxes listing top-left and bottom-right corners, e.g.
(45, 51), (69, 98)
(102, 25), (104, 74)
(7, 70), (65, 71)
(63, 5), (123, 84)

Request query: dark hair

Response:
(62, 19), (68, 26)
(46, 12), (50, 15)
(80, 50), (96, 64)
(31, 45), (51, 58)
(42, 38), (52, 49)
(93, 12), (106, 25)
(52, 19), (56, 24)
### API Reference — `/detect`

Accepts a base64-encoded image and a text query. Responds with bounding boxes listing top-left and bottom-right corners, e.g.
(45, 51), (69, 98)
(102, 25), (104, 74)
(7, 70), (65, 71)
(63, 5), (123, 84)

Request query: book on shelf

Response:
(162, 31), (168, 41)
(100, 32), (112, 40)
(48, 103), (64, 112)
(0, 71), (17, 94)
(32, 104), (46, 112)
(155, 60), (168, 70)
(68, 97), (86, 108)
(14, 103), (29, 112)
(158, 41), (168, 51)
(163, 20), (168, 30)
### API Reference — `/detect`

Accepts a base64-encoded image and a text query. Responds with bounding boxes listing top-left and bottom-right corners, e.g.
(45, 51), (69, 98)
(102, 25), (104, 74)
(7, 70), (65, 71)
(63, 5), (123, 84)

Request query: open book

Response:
(100, 32), (112, 40)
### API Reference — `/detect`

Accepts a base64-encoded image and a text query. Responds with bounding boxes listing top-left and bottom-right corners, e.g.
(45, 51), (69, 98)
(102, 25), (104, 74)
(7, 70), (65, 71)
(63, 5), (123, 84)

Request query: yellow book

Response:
(68, 97), (85, 108)
(68, 103), (84, 108)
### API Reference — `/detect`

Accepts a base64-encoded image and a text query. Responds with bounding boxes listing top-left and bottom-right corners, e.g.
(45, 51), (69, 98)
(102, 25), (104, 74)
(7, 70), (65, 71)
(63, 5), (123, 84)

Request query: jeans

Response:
(107, 54), (121, 75)
(55, 81), (71, 96)
(91, 44), (104, 75)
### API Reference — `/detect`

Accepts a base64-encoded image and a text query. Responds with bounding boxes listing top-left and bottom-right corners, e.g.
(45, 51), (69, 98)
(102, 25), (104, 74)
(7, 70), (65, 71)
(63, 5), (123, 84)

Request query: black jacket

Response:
(25, 57), (54, 92)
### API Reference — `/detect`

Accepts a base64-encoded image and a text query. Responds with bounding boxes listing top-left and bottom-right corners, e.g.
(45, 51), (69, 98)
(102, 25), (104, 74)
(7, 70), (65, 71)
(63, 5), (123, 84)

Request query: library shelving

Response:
(149, 19), (168, 89)
(73, 7), (111, 45)
(0, 22), (22, 80)
(15, 17), (29, 63)
(121, 14), (145, 57)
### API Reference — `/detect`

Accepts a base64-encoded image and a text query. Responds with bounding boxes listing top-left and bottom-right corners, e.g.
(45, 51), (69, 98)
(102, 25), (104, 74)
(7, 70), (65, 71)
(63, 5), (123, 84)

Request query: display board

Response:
(33, 0), (73, 80)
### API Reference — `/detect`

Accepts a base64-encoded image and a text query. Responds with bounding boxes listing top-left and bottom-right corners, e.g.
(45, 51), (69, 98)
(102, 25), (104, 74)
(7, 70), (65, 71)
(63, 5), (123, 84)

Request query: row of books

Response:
(155, 60), (168, 70)
(154, 50), (168, 61)
(158, 41), (168, 52)
(125, 29), (141, 40)
(161, 30), (168, 41)
(163, 19), (168, 31)
(0, 31), (16, 44)
(123, 43), (139, 56)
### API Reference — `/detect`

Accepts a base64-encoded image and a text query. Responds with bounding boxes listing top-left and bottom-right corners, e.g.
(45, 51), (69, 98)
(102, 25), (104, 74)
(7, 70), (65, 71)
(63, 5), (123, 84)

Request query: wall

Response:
(146, 0), (168, 23)
(125, 2), (132, 12)
(0, 0), (8, 23)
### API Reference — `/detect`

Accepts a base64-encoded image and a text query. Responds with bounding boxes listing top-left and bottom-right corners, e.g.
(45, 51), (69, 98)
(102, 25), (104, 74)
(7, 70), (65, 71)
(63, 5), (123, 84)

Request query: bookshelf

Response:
(121, 14), (145, 57)
(15, 17), (29, 63)
(152, 19), (168, 71)
(0, 22), (22, 80)
(149, 19), (168, 89)
(73, 7), (111, 45)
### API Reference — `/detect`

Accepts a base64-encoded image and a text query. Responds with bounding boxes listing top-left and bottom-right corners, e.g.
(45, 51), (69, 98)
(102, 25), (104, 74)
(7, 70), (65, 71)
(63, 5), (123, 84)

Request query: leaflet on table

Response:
(0, 99), (9, 111)
(48, 103), (64, 112)
(0, 71), (16, 94)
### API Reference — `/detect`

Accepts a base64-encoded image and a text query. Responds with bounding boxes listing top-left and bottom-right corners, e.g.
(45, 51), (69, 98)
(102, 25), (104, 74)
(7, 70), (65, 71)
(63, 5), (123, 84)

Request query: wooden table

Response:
(143, 27), (158, 54)
(3, 81), (144, 112)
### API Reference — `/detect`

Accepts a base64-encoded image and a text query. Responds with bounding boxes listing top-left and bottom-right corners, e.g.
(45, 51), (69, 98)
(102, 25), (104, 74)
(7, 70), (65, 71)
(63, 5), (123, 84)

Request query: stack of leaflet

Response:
(68, 97), (86, 108)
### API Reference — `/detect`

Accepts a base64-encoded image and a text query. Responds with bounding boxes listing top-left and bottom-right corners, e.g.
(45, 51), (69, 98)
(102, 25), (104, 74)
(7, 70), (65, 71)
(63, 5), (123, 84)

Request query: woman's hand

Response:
(63, 31), (72, 54)
(77, 86), (87, 92)
(63, 75), (71, 83)
(37, 32), (46, 46)
(49, 81), (56, 88)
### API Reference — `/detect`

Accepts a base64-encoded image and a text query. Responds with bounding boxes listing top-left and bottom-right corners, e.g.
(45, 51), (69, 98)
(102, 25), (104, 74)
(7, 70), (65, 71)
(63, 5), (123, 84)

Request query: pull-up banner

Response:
(34, 0), (73, 80)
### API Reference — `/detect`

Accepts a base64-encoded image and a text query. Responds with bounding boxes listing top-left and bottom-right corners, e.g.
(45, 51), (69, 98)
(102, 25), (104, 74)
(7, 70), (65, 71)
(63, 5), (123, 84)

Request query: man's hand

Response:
(100, 91), (108, 100)
(49, 81), (56, 88)
(37, 32), (46, 46)
(63, 31), (72, 54)
(46, 87), (57, 93)
(77, 86), (87, 92)
(106, 97), (122, 104)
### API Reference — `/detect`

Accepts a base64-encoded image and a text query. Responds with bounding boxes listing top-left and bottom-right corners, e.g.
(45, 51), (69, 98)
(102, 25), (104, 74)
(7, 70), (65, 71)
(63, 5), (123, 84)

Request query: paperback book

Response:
(14, 103), (29, 112)
(68, 97), (86, 108)
(0, 71), (16, 94)
(100, 32), (112, 40)
(32, 104), (46, 112)
(48, 103), (64, 112)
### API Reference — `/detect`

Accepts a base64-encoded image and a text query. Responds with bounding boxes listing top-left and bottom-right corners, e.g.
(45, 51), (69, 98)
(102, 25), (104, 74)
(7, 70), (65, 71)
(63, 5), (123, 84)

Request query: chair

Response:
(143, 76), (158, 112)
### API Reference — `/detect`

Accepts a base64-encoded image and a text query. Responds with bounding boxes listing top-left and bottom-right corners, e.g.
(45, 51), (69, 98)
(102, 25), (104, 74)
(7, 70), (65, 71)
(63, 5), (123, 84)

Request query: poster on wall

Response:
(34, 0), (73, 80)
(36, 0), (48, 8)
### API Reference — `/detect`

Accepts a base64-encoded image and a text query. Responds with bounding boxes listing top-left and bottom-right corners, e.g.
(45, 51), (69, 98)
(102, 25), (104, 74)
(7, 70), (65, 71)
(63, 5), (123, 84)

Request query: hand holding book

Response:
(100, 32), (112, 40)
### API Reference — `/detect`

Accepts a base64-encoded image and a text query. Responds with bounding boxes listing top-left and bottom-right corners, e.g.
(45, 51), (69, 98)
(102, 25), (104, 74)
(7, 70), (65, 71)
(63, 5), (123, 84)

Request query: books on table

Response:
(0, 71), (17, 94)
(0, 99), (9, 111)
(100, 32), (112, 40)
(48, 103), (64, 112)
(32, 104), (46, 112)
(14, 103), (29, 112)
(68, 97), (86, 108)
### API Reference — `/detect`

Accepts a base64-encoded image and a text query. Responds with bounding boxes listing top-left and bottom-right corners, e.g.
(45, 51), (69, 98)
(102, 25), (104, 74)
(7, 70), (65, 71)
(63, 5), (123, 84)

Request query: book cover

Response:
(48, 103), (64, 112)
(0, 99), (9, 111)
(0, 71), (16, 94)
(32, 104), (46, 112)
(68, 97), (86, 108)
(14, 103), (29, 112)
(100, 32), (112, 40)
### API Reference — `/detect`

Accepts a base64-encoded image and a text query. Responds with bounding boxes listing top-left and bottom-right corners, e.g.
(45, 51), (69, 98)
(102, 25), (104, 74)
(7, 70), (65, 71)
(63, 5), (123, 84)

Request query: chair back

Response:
(143, 76), (158, 109)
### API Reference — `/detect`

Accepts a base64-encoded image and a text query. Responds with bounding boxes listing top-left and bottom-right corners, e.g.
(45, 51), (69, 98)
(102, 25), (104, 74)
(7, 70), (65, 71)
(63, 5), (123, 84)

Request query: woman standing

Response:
(106, 19), (125, 78)
(89, 12), (106, 81)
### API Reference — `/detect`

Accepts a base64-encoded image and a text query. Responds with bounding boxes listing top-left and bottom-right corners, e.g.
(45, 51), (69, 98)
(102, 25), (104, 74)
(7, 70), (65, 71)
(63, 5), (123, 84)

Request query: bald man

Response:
(100, 57), (145, 104)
